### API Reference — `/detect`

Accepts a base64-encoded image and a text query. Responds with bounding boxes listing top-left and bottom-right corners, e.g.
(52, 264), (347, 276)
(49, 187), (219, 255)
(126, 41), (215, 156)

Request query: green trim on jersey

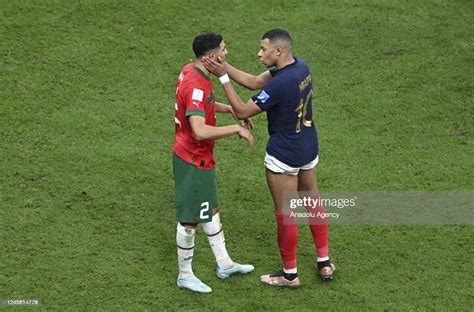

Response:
(185, 109), (205, 117)
(194, 66), (210, 80)
(173, 153), (219, 223)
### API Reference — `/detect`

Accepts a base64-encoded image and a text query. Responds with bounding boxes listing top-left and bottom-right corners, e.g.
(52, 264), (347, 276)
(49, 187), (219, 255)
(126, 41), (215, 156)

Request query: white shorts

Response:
(264, 153), (319, 176)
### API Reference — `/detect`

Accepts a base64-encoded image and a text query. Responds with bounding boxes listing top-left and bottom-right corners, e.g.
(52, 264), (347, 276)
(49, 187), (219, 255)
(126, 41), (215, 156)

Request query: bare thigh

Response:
(266, 169), (298, 214)
(297, 166), (318, 193)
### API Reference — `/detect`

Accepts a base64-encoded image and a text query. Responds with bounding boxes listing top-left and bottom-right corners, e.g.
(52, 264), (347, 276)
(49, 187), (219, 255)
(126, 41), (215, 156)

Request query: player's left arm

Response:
(215, 101), (254, 129)
(215, 102), (232, 113)
(220, 82), (262, 120)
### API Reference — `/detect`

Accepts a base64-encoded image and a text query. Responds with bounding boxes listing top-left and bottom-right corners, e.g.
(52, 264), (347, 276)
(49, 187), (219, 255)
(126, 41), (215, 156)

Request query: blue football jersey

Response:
(252, 57), (318, 167)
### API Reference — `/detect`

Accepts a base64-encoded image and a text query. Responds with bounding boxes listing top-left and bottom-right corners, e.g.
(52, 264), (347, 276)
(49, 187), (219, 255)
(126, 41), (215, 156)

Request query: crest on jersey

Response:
(257, 90), (270, 103)
(206, 90), (215, 107)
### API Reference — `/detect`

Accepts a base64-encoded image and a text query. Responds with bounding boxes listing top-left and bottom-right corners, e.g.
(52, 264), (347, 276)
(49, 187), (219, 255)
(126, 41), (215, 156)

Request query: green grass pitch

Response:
(1, 0), (472, 310)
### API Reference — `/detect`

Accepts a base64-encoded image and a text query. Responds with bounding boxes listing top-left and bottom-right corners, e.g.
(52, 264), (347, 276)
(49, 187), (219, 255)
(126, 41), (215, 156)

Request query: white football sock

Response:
(202, 213), (233, 269)
(283, 267), (298, 274)
(176, 223), (195, 280)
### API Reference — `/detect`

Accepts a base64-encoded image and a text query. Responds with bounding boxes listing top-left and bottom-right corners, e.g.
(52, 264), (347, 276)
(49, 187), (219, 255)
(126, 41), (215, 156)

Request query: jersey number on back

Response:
(294, 90), (313, 133)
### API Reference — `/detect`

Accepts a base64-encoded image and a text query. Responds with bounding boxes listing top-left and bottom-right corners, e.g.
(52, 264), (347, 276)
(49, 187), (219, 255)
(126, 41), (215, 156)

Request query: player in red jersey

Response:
(173, 32), (254, 293)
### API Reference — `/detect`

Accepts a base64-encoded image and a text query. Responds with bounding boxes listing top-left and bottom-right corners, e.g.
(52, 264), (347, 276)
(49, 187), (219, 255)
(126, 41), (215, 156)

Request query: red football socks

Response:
(275, 213), (298, 270)
(306, 195), (329, 259)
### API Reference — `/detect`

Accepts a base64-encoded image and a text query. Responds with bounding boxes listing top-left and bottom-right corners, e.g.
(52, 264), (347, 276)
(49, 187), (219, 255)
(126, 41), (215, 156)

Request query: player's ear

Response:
(275, 47), (282, 56)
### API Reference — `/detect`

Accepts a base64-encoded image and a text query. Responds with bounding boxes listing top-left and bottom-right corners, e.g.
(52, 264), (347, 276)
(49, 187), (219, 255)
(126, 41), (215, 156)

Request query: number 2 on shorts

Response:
(200, 201), (210, 219)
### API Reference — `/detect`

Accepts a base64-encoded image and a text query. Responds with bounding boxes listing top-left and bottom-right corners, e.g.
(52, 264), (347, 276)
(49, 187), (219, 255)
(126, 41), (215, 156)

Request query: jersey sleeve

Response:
(251, 78), (285, 111)
(184, 86), (206, 118)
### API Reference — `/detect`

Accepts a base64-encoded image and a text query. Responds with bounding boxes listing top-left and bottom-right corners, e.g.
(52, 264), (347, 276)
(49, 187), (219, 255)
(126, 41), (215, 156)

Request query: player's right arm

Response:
(189, 115), (254, 146)
(200, 58), (271, 91)
(225, 62), (272, 90)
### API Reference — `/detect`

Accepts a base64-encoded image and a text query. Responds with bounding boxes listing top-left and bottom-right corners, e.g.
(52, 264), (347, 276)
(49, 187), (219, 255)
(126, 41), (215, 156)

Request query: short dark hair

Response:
(262, 28), (292, 45)
(192, 32), (223, 58)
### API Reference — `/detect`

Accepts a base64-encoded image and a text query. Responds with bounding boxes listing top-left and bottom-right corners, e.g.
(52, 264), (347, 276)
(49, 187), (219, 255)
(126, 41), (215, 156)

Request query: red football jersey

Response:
(173, 63), (216, 169)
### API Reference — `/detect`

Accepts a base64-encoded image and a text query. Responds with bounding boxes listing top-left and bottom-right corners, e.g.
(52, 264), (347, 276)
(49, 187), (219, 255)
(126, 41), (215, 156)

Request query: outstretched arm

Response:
(215, 101), (254, 129)
(203, 57), (263, 119)
(219, 81), (262, 120)
(188, 115), (254, 146)
(202, 56), (272, 91)
(224, 62), (272, 91)
(215, 102), (234, 113)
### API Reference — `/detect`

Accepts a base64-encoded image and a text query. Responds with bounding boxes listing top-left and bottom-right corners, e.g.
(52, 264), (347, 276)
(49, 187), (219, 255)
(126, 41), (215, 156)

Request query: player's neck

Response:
(276, 54), (295, 69)
(194, 61), (211, 77)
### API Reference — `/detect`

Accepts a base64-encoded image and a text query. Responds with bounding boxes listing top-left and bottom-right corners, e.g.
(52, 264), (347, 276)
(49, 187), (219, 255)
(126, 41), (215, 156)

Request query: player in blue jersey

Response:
(203, 29), (335, 287)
